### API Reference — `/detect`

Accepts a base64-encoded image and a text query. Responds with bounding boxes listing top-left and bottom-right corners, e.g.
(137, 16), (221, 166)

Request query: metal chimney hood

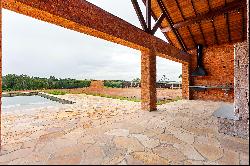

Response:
(191, 44), (207, 76)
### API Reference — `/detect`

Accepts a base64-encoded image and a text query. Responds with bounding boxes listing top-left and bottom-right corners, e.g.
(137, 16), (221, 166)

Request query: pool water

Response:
(2, 95), (62, 112)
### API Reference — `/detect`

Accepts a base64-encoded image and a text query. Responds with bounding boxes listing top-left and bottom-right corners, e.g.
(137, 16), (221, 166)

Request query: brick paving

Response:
(0, 94), (249, 165)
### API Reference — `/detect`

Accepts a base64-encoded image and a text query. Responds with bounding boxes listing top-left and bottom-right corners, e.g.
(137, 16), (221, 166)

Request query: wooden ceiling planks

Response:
(214, 15), (228, 44)
(174, 0), (197, 50)
(148, 0), (247, 50)
(157, 0), (188, 51)
(241, 7), (247, 41)
(143, 0), (173, 44)
(201, 21), (217, 45)
(189, 24), (205, 47)
(228, 11), (243, 42)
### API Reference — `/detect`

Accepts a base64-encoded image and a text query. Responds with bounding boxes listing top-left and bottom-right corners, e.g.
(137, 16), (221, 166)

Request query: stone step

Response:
(213, 103), (239, 121)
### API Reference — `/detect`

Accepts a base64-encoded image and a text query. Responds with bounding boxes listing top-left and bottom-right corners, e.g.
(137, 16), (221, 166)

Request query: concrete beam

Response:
(2, 0), (190, 63)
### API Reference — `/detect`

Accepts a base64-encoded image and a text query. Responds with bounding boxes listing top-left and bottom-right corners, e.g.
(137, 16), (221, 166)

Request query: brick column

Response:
(233, 42), (249, 138)
(182, 63), (190, 100)
(141, 50), (157, 111)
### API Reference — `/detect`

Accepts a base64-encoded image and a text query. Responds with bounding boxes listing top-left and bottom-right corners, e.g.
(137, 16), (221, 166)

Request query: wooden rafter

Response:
(131, 0), (148, 31)
(191, 0), (207, 46)
(151, 14), (165, 35)
(225, 0), (232, 43)
(146, 0), (152, 31)
(141, 0), (173, 44)
(207, 0), (219, 45)
(157, 0), (187, 51)
(131, 0), (165, 35)
(162, 0), (246, 32)
(241, 7), (246, 41)
(225, 12), (231, 42)
(174, 0), (196, 48)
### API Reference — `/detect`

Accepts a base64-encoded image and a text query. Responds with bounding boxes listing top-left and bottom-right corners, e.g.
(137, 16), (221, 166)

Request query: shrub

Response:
(48, 90), (66, 95)
(104, 80), (123, 88)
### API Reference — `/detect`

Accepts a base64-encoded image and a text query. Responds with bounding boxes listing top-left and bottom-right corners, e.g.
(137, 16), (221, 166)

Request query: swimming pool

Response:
(2, 95), (62, 112)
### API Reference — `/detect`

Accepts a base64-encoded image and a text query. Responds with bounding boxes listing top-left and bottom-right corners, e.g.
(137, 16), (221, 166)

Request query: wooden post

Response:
(141, 50), (157, 111)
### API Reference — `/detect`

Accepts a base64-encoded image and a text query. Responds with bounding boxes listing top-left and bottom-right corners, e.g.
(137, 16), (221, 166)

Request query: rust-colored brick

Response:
(182, 63), (190, 100)
(141, 50), (157, 111)
(89, 80), (104, 90)
(189, 43), (235, 102)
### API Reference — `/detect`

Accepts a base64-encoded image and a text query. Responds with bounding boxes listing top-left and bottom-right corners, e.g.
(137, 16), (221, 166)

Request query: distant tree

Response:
(132, 78), (141, 83)
(159, 75), (169, 83)
(2, 74), (91, 91)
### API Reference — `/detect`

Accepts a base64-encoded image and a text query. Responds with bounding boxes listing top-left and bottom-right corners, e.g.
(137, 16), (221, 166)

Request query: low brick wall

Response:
(89, 80), (104, 90)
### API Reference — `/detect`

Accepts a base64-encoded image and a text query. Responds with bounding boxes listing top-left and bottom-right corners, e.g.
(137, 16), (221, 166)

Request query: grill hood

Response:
(191, 44), (207, 76)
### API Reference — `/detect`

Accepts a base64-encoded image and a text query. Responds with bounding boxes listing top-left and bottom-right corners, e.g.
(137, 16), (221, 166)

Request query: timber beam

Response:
(132, 0), (165, 35)
(2, 0), (190, 63)
(131, 0), (148, 32)
(141, 0), (172, 44)
(157, 0), (187, 51)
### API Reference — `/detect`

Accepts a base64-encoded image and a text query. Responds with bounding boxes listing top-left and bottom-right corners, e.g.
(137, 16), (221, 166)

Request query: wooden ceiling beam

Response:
(225, 0), (232, 43)
(141, 0), (173, 45)
(162, 0), (246, 33)
(191, 0), (207, 47)
(157, 0), (187, 51)
(207, 0), (219, 45)
(225, 12), (231, 42)
(174, 0), (196, 48)
(151, 13), (165, 35)
(131, 0), (148, 32)
(241, 7), (246, 41)
(146, 0), (152, 31)
(3, 0), (190, 63)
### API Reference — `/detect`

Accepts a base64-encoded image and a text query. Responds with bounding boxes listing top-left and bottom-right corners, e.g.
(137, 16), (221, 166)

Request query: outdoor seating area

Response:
(0, 0), (249, 165)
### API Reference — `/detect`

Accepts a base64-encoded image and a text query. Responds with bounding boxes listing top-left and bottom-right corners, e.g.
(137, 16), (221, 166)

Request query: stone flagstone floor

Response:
(0, 94), (249, 165)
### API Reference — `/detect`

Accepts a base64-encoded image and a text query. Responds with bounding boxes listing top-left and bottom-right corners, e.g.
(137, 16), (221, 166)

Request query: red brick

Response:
(141, 50), (157, 111)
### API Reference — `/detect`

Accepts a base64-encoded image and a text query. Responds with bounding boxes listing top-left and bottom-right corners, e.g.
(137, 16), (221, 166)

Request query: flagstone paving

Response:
(0, 94), (249, 165)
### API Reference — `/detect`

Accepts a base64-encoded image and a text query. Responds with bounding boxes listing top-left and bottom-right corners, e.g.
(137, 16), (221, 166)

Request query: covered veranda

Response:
(0, 0), (249, 165)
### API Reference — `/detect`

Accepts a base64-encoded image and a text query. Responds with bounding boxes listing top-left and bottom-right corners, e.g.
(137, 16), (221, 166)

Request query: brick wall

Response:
(234, 42), (249, 122)
(218, 41), (249, 138)
(89, 80), (104, 90)
(189, 43), (235, 102)
(141, 50), (157, 111)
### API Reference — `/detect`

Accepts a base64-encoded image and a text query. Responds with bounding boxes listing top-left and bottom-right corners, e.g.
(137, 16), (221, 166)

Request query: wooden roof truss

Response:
(134, 0), (247, 51)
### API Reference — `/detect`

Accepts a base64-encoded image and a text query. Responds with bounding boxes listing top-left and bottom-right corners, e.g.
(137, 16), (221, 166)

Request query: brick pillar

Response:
(233, 42), (249, 138)
(182, 63), (190, 100)
(218, 0), (249, 138)
(141, 50), (157, 111)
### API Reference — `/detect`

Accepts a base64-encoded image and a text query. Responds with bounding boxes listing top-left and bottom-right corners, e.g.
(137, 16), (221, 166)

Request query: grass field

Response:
(44, 87), (182, 105)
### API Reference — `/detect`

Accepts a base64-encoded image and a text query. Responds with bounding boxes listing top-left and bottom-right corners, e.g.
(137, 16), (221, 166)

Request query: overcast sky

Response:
(2, 0), (182, 81)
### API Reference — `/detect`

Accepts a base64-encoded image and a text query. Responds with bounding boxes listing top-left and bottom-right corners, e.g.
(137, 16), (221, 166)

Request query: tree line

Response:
(2, 75), (181, 91)
(2, 74), (91, 91)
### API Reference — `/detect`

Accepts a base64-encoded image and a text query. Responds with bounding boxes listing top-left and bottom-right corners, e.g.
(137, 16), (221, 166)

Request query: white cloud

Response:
(2, 1), (181, 81)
